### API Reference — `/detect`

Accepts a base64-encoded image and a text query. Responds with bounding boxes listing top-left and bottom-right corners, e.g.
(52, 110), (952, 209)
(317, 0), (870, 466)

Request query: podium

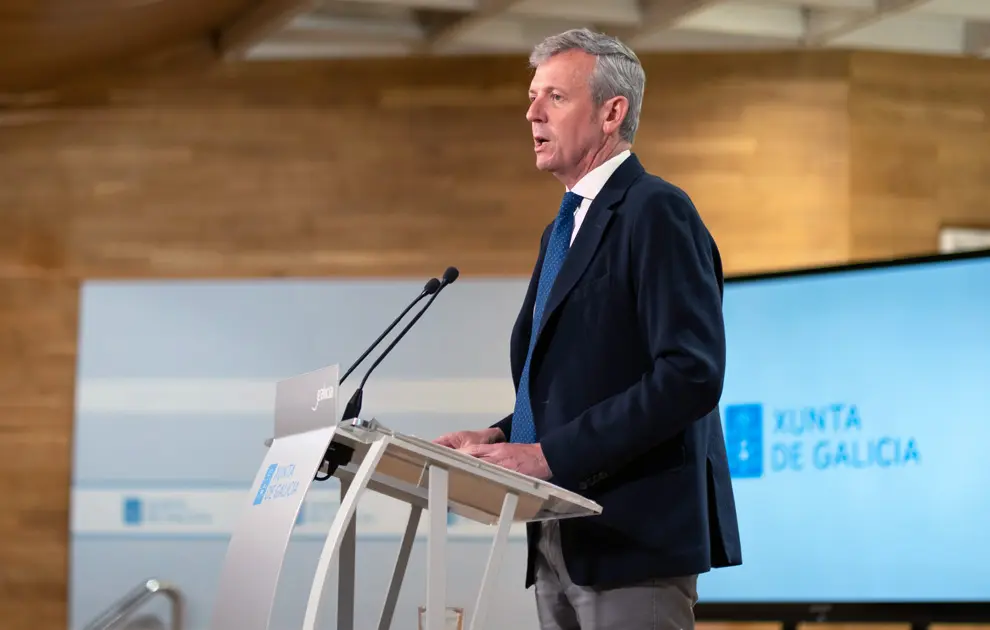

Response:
(211, 364), (602, 630)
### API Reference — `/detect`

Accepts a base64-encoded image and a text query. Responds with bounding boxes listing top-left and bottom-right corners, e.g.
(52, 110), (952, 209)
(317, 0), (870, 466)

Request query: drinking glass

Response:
(417, 605), (464, 630)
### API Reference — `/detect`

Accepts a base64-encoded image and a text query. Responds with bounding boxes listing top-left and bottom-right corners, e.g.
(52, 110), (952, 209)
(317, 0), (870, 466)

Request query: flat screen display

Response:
(697, 251), (990, 604)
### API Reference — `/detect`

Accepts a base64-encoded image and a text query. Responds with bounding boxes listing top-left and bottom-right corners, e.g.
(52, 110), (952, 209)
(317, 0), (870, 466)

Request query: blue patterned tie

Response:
(510, 191), (583, 444)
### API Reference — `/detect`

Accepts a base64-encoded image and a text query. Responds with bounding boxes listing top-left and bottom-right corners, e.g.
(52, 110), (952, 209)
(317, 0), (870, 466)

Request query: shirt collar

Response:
(568, 150), (632, 201)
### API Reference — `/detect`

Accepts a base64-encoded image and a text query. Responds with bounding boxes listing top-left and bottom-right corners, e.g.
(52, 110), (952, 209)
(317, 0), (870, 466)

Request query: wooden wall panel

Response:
(0, 277), (77, 630)
(849, 51), (990, 260)
(0, 49), (988, 630)
(637, 73), (850, 272)
(4, 52), (852, 279)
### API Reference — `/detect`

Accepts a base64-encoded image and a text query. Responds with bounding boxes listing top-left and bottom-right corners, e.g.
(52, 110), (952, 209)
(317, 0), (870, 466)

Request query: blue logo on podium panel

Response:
(254, 464), (278, 505)
(725, 403), (764, 478)
(253, 463), (300, 506)
(122, 497), (144, 525)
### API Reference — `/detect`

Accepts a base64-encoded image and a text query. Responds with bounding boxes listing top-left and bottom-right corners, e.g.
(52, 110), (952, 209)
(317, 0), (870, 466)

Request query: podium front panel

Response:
(212, 426), (337, 630)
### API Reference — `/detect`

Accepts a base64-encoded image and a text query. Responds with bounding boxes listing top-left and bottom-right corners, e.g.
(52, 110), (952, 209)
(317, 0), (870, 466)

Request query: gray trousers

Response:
(534, 520), (698, 630)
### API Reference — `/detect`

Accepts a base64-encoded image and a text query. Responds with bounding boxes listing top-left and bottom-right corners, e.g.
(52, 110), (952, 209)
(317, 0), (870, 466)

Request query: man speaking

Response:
(435, 28), (742, 630)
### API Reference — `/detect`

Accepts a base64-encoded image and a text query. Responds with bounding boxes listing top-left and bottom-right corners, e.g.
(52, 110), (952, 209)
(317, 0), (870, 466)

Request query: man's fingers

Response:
(461, 444), (495, 457)
(434, 433), (465, 448)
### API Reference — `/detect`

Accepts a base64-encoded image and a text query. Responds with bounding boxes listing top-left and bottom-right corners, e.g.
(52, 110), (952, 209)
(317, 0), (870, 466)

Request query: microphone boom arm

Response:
(315, 268), (458, 483)
(343, 267), (458, 421)
(339, 277), (440, 385)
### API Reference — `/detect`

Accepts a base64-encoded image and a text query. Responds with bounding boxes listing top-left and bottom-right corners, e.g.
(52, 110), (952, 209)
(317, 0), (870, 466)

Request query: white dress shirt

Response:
(566, 149), (631, 245)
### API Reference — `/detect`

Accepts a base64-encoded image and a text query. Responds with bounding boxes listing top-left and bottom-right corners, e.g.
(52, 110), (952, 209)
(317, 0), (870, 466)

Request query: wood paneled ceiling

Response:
(2, 0), (989, 94)
(248, 0), (990, 60)
(0, 0), (250, 92)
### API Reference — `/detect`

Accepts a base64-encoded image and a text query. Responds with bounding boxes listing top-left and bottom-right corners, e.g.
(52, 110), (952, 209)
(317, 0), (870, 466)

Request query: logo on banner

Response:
(123, 497), (144, 525)
(311, 385), (335, 411)
(253, 463), (301, 505)
(120, 496), (213, 527)
(725, 404), (764, 478)
(723, 401), (921, 477)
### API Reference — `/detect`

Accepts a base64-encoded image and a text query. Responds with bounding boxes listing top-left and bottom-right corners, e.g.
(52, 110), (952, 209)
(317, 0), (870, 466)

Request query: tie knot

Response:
(558, 191), (583, 220)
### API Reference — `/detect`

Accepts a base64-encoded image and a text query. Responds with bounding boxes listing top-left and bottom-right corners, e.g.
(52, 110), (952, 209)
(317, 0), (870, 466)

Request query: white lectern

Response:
(211, 364), (602, 630)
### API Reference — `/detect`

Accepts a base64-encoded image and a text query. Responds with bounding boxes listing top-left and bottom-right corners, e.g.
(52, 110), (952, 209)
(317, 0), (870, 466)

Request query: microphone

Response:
(311, 275), (439, 482)
(340, 266), (459, 422)
(339, 276), (441, 385)
(314, 267), (458, 482)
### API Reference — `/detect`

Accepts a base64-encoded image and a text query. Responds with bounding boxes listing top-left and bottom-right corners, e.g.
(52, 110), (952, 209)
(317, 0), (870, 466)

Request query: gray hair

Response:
(529, 28), (645, 143)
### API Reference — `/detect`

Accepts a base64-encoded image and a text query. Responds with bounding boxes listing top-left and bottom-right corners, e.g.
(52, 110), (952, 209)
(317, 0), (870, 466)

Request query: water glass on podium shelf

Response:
(417, 605), (464, 630)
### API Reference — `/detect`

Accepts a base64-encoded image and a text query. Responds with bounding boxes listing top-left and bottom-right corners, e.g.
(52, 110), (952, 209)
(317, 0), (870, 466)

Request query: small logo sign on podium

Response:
(211, 364), (340, 630)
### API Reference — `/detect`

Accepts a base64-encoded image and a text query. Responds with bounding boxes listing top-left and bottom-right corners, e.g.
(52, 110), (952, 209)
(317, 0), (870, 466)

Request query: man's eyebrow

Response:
(529, 85), (564, 95)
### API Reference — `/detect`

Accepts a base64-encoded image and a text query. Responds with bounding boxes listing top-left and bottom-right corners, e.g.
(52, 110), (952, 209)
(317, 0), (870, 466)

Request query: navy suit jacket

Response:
(493, 153), (742, 589)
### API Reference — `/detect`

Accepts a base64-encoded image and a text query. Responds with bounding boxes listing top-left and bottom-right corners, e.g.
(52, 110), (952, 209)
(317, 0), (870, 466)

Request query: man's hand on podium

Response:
(459, 443), (552, 481)
(433, 427), (505, 449)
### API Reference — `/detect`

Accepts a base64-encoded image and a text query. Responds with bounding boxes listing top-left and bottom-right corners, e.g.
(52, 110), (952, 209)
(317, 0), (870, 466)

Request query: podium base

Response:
(302, 427), (521, 630)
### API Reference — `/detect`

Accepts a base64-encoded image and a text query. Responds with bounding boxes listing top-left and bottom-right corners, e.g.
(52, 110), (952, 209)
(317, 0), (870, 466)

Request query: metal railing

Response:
(82, 578), (184, 630)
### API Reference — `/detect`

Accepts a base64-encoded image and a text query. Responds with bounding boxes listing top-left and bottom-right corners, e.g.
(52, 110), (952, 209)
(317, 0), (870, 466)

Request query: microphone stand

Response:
(314, 267), (459, 482)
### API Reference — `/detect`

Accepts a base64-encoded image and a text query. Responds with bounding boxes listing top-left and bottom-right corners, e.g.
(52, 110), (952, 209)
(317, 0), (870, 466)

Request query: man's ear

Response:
(601, 96), (629, 135)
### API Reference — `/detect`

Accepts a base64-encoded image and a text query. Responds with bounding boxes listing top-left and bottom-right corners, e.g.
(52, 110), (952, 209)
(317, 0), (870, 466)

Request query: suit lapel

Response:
(534, 154), (645, 345)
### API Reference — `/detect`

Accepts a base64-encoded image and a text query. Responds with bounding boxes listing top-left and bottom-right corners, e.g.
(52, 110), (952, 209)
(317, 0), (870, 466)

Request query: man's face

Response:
(526, 49), (602, 178)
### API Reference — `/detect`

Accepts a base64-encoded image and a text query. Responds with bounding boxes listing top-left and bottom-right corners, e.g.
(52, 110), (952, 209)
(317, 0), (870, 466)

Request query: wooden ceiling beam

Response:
(963, 20), (990, 56)
(802, 0), (932, 47)
(415, 0), (522, 53)
(213, 0), (316, 60)
(610, 0), (721, 42)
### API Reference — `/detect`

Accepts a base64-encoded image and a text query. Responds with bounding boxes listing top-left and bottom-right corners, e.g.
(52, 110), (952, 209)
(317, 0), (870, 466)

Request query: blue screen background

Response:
(700, 254), (990, 601)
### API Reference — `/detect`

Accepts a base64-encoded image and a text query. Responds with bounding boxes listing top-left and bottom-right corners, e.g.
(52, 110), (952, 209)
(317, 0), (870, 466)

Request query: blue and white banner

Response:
(70, 278), (537, 630)
(71, 486), (527, 540)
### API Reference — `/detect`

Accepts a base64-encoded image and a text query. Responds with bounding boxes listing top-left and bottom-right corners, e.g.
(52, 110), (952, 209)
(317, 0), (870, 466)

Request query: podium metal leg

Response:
(425, 465), (449, 630)
(339, 479), (356, 630)
(301, 438), (390, 630)
(468, 492), (518, 630)
(376, 505), (422, 630)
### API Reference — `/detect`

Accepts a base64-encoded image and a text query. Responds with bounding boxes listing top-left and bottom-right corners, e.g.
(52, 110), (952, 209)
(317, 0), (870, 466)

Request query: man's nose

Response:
(526, 100), (544, 123)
